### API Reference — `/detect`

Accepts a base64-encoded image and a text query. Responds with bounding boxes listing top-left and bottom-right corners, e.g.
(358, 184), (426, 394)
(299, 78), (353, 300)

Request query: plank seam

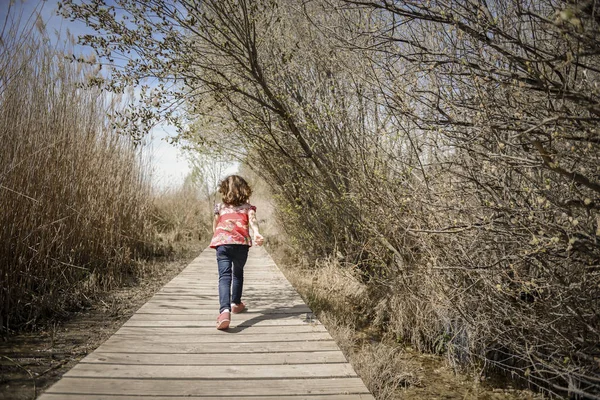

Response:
(43, 393), (371, 397)
(93, 350), (341, 354)
(78, 362), (351, 366)
(92, 350), (343, 354)
(60, 376), (361, 381)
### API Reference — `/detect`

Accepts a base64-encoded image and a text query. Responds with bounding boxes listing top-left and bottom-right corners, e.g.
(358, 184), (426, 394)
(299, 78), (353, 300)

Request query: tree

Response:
(61, 0), (600, 396)
(337, 0), (600, 396)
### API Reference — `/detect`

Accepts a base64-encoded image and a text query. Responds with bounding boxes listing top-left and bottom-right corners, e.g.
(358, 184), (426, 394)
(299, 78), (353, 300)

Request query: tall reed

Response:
(150, 174), (213, 245)
(0, 15), (154, 331)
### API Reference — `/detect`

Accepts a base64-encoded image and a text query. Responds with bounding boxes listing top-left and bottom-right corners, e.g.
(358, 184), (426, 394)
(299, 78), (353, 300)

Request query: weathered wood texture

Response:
(38, 246), (373, 399)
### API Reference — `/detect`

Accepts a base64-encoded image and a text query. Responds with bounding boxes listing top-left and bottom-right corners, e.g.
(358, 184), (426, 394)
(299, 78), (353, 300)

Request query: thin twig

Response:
(1, 355), (36, 399)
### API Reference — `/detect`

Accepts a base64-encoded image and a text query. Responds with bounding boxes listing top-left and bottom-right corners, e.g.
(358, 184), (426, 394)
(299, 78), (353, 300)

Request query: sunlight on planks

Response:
(38, 246), (373, 399)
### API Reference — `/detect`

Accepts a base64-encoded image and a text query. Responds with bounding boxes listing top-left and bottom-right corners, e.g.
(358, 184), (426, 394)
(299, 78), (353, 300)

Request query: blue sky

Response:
(1, 0), (202, 189)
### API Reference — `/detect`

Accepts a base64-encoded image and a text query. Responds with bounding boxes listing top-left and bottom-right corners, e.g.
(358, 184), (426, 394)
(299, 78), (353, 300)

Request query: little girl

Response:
(209, 175), (264, 330)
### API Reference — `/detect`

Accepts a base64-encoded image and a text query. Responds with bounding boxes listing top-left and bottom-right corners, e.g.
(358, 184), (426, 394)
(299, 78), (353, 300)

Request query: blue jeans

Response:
(216, 245), (249, 313)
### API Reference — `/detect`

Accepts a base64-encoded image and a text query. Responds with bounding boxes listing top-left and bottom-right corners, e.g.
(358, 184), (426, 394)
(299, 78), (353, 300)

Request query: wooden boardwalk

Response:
(38, 246), (374, 399)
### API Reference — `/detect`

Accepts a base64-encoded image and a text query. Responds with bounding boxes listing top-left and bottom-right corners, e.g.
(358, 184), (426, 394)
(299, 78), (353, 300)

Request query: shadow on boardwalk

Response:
(226, 304), (317, 333)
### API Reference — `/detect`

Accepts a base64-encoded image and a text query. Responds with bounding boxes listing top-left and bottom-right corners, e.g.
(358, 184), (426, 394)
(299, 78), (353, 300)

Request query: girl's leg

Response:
(231, 245), (249, 305)
(216, 246), (233, 313)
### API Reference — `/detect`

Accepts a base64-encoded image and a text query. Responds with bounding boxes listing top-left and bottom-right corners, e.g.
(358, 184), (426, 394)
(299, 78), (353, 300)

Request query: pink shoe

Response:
(231, 302), (246, 314)
(216, 311), (230, 330)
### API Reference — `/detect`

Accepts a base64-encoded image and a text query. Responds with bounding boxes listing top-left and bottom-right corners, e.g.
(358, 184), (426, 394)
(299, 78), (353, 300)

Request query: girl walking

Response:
(210, 175), (264, 330)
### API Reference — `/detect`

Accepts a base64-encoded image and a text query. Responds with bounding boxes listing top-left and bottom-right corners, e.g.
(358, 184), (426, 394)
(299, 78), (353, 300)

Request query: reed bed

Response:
(150, 178), (213, 246)
(0, 18), (155, 331)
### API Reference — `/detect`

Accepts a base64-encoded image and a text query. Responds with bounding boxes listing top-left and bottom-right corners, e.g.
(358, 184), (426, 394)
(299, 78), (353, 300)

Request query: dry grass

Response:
(150, 180), (213, 246)
(279, 256), (421, 399)
(0, 16), (155, 331)
(278, 252), (546, 400)
(319, 311), (422, 399)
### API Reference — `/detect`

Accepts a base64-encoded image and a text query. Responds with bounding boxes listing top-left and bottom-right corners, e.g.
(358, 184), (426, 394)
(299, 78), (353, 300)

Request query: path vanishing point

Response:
(38, 246), (374, 399)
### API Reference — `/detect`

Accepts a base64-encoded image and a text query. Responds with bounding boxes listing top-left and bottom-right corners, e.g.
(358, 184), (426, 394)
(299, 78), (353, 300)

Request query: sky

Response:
(147, 124), (194, 190)
(0, 0), (219, 189)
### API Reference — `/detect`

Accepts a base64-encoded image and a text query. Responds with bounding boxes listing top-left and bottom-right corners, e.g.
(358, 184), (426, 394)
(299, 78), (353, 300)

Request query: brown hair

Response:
(218, 175), (252, 206)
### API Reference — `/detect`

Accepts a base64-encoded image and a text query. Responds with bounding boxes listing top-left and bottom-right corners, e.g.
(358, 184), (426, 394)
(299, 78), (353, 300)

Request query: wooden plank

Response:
(170, 271), (286, 274)
(150, 295), (305, 301)
(154, 291), (300, 296)
(121, 320), (319, 327)
(169, 276), (289, 279)
(168, 271), (287, 275)
(160, 279), (285, 282)
(120, 323), (324, 332)
(159, 284), (296, 289)
(42, 377), (371, 396)
(179, 274), (283, 276)
(151, 284), (298, 291)
(64, 363), (358, 379)
(142, 300), (307, 307)
(126, 311), (317, 321)
(140, 299), (307, 305)
(95, 340), (342, 354)
(81, 351), (348, 365)
(103, 332), (333, 344)
(174, 273), (283, 276)
(36, 246), (372, 399)
(156, 288), (272, 291)
(135, 305), (313, 314)
(157, 288), (298, 293)
(40, 394), (375, 399)
(163, 279), (291, 282)
(167, 276), (289, 279)
(114, 325), (327, 335)
(123, 315), (319, 326)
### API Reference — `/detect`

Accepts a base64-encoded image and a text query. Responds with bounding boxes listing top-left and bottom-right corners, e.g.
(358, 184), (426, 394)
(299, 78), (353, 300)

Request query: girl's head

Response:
(218, 175), (252, 206)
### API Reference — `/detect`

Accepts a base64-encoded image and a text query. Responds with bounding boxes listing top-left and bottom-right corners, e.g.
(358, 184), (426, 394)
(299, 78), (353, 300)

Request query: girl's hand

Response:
(254, 233), (264, 246)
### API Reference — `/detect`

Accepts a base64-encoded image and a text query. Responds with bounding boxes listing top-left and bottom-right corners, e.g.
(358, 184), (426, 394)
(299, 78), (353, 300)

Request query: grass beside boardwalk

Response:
(272, 247), (545, 400)
(0, 12), (212, 334)
(0, 240), (205, 400)
(0, 21), (151, 331)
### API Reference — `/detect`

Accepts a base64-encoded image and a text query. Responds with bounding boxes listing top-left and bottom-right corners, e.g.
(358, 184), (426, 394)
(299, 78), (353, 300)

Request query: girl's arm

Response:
(248, 210), (264, 246)
(213, 214), (219, 233)
(212, 203), (220, 233)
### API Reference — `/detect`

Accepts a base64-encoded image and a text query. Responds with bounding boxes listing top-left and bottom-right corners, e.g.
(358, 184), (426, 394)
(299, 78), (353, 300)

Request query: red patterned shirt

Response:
(209, 203), (257, 248)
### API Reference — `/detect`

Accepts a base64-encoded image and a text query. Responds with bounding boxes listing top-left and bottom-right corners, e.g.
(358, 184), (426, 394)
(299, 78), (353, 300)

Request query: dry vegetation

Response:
(47, 0), (600, 397)
(150, 176), (213, 246)
(276, 250), (546, 399)
(0, 9), (211, 333)
(0, 243), (203, 400)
